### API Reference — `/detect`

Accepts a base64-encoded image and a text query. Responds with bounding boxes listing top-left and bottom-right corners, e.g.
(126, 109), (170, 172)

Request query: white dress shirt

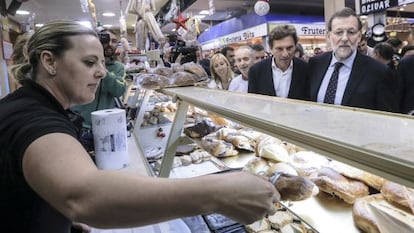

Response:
(228, 74), (248, 93)
(317, 51), (357, 105)
(271, 58), (293, 98)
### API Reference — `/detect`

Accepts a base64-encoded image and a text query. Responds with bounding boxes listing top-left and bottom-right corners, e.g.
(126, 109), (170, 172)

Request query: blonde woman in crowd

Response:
(208, 53), (234, 90)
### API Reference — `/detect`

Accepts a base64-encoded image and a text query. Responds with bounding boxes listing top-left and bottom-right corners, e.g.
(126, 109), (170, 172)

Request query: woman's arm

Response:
(23, 133), (278, 228)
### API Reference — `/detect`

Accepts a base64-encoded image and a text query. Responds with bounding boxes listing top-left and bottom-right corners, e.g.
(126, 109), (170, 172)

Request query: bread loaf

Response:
(327, 160), (386, 190)
(289, 151), (329, 177)
(352, 194), (382, 233)
(381, 181), (414, 214)
(311, 167), (369, 204)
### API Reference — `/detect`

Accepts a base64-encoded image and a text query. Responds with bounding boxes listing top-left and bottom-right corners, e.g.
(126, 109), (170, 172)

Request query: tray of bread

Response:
(165, 112), (414, 233)
(136, 62), (209, 90)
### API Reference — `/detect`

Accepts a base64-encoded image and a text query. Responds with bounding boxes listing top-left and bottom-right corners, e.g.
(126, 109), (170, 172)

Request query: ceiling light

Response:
(103, 24), (112, 28)
(199, 10), (209, 15)
(400, 7), (405, 11)
(16, 10), (30, 15)
(77, 21), (93, 28)
(102, 12), (115, 17)
(35, 23), (44, 27)
(194, 15), (206, 19)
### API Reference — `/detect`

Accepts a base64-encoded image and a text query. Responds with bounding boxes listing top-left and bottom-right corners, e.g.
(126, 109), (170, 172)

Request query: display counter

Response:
(125, 86), (414, 233)
(158, 87), (414, 188)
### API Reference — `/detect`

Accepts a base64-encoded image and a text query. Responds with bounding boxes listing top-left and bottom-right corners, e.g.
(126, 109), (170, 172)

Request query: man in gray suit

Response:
(308, 8), (398, 112)
(248, 24), (309, 100)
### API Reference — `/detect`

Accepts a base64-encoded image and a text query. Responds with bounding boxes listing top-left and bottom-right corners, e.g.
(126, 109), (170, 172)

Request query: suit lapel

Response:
(289, 58), (300, 97)
(341, 54), (365, 105)
(265, 58), (276, 96)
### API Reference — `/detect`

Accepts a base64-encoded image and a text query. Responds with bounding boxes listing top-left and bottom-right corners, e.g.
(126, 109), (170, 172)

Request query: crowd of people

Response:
(1, 5), (414, 233)
(199, 7), (413, 115)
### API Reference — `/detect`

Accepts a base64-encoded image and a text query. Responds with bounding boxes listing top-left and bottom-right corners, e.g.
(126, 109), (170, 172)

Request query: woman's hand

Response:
(210, 171), (280, 224)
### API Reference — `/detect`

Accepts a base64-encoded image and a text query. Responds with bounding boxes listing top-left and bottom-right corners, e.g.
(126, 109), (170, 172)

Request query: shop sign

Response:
(268, 23), (326, 36)
(294, 24), (326, 36)
(221, 24), (267, 45)
(359, 0), (398, 14)
(201, 24), (267, 49)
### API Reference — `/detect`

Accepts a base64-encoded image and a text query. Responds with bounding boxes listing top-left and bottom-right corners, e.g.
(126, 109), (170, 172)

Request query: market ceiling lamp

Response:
(254, 0), (270, 16)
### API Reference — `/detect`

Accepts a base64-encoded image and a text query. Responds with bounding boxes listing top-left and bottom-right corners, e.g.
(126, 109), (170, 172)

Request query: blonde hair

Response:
(209, 53), (234, 87)
(13, 19), (98, 84)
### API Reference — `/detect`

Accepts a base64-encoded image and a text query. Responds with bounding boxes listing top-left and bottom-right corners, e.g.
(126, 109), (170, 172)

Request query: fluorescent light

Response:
(35, 23), (44, 27)
(16, 10), (30, 15)
(103, 24), (112, 28)
(102, 12), (115, 17)
(77, 21), (93, 28)
(194, 15), (206, 19)
(199, 10), (209, 15)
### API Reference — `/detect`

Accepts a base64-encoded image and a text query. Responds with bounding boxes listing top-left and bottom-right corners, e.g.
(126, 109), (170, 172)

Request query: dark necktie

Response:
(323, 62), (344, 104)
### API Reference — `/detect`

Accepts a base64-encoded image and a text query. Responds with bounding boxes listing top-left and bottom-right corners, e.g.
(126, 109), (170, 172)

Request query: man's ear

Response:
(40, 50), (56, 73)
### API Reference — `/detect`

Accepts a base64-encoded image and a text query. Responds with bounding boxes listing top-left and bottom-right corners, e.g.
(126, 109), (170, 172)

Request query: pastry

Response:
(200, 137), (238, 157)
(169, 71), (195, 86)
(311, 167), (369, 204)
(289, 151), (329, 177)
(352, 194), (382, 233)
(327, 160), (386, 190)
(273, 173), (318, 201)
(255, 135), (289, 163)
(137, 73), (170, 89)
(243, 157), (270, 175)
(267, 209), (293, 229)
(245, 218), (270, 233)
(381, 181), (414, 214)
(180, 155), (192, 166)
(267, 162), (298, 176)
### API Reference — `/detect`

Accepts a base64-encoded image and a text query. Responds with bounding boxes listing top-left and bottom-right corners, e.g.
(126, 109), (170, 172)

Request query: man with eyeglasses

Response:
(308, 7), (398, 112)
(248, 25), (309, 100)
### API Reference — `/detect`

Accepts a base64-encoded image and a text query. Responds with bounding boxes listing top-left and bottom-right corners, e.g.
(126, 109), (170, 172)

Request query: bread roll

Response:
(289, 151), (329, 177)
(327, 160), (386, 190)
(243, 157), (269, 175)
(267, 209), (293, 229)
(352, 194), (382, 233)
(255, 135), (289, 163)
(267, 162), (298, 176)
(200, 137), (238, 157)
(311, 167), (369, 204)
(381, 181), (414, 214)
(245, 218), (270, 233)
(273, 173), (318, 201)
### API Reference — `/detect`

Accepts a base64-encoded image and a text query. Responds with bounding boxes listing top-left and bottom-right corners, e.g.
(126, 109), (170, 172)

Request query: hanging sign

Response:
(359, 0), (398, 14)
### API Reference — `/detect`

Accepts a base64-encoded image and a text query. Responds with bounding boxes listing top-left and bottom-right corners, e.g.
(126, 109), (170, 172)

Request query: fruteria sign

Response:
(269, 23), (326, 36)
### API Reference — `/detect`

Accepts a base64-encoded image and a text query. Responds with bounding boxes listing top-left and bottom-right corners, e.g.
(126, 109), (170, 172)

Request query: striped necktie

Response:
(323, 62), (344, 104)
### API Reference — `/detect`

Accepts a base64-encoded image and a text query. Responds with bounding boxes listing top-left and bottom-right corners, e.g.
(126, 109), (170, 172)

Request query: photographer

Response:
(71, 29), (127, 151)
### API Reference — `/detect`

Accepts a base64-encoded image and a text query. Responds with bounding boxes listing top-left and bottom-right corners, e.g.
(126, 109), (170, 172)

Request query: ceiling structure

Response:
(5, 0), (414, 33)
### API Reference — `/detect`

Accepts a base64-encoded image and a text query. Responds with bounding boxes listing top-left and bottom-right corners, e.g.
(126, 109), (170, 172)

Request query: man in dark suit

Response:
(248, 24), (309, 100)
(308, 7), (398, 112)
(398, 55), (414, 114)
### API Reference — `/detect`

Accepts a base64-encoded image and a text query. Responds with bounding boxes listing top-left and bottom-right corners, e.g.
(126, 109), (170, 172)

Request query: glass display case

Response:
(157, 87), (414, 188)
(129, 86), (414, 233)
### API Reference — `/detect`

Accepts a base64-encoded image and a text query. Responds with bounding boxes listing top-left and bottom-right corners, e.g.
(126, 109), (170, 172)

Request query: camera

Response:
(99, 33), (110, 45)
(170, 39), (198, 64)
(98, 32), (114, 57)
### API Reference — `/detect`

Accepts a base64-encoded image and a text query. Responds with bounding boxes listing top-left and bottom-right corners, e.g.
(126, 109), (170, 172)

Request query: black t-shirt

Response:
(0, 80), (78, 233)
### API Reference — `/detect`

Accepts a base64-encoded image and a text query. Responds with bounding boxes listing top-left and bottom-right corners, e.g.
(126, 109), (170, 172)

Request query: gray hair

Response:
(327, 7), (362, 32)
(13, 20), (98, 83)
